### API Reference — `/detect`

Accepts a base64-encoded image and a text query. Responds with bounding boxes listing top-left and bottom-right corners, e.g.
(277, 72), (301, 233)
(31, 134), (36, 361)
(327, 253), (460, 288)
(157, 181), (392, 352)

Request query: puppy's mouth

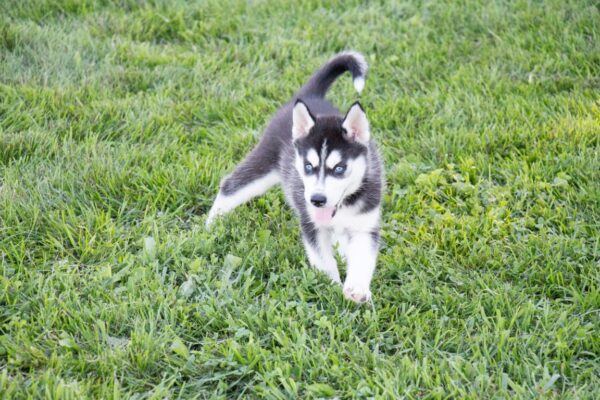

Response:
(313, 206), (337, 224)
(311, 189), (347, 225)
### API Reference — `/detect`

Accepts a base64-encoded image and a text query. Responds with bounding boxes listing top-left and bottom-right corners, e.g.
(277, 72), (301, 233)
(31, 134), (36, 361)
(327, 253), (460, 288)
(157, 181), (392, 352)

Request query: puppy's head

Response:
(292, 100), (370, 225)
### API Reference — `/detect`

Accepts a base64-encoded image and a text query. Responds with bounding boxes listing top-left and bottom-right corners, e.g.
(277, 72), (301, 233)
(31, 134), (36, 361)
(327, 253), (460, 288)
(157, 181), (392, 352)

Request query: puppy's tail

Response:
(296, 51), (368, 99)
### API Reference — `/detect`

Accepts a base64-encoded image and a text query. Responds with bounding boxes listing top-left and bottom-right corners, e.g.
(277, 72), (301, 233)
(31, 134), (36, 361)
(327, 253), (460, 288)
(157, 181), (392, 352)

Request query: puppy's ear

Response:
(292, 100), (315, 140)
(342, 102), (370, 144)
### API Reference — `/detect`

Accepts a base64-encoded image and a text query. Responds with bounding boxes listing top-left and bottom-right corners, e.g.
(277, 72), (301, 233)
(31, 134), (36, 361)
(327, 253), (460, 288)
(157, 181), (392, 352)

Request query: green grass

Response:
(1, 0), (599, 398)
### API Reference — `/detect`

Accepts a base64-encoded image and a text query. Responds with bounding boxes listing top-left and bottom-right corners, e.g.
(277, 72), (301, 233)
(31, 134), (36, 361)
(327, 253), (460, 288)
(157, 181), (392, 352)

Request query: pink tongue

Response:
(314, 207), (336, 224)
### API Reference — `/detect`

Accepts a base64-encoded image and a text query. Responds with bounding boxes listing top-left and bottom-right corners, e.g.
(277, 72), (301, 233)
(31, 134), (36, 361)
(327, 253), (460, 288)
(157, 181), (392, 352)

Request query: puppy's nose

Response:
(310, 194), (327, 207)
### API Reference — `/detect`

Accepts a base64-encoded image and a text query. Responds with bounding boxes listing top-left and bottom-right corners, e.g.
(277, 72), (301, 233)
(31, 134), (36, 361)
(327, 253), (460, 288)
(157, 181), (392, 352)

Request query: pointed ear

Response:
(292, 100), (315, 140)
(342, 102), (370, 144)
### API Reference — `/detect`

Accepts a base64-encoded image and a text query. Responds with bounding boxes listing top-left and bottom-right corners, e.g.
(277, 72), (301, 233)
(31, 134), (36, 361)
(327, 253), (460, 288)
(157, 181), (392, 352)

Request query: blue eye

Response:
(333, 165), (346, 176)
(304, 163), (314, 174)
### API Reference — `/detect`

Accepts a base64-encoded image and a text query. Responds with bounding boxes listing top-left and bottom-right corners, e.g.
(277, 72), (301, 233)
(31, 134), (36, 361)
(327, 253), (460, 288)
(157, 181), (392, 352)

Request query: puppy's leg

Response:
(343, 230), (379, 303)
(301, 220), (341, 283)
(206, 147), (280, 226)
(334, 230), (350, 262)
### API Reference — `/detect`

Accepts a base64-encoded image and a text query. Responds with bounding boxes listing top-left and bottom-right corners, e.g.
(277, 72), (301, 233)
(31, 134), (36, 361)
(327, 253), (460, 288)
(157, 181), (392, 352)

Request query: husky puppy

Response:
(206, 52), (383, 303)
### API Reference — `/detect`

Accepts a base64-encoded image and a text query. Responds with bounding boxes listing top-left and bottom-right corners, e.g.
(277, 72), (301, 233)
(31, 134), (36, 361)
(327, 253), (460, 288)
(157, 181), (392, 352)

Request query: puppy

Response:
(207, 52), (383, 302)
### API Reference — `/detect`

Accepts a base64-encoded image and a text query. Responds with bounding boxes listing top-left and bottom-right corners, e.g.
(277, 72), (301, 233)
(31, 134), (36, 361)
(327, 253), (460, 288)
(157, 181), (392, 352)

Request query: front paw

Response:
(343, 284), (371, 303)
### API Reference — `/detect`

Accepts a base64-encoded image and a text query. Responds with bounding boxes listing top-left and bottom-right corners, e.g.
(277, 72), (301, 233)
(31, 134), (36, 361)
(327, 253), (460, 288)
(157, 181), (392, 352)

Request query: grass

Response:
(0, 0), (599, 398)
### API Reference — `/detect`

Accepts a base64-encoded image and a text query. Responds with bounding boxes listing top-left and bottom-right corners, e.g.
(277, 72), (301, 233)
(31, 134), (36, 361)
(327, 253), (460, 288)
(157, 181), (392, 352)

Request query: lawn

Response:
(1, 0), (599, 398)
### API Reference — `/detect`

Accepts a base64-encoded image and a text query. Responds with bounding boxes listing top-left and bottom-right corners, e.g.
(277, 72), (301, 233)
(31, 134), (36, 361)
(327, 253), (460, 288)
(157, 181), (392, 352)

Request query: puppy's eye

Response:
(304, 163), (314, 174)
(333, 165), (346, 176)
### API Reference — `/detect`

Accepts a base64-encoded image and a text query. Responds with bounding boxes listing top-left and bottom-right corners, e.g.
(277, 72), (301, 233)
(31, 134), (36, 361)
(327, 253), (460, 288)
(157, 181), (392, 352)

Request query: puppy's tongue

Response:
(314, 207), (336, 224)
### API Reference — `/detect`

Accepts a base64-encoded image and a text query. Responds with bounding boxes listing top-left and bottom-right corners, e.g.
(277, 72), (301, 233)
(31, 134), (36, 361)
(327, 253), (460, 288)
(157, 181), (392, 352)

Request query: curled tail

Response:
(296, 51), (368, 98)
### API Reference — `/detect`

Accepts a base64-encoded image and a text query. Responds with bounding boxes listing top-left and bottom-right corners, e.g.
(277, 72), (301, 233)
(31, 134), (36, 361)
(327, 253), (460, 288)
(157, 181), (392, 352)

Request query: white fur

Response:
(336, 206), (380, 302)
(342, 104), (370, 143)
(292, 102), (315, 140)
(353, 77), (365, 93)
(342, 231), (377, 302)
(333, 204), (380, 233)
(334, 230), (350, 260)
(306, 149), (319, 167)
(325, 150), (342, 169)
(308, 205), (380, 302)
(206, 171), (280, 226)
(303, 202), (380, 301)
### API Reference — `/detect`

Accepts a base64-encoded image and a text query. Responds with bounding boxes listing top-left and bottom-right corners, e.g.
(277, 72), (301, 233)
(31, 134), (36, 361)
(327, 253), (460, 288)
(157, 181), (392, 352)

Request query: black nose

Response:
(310, 194), (327, 207)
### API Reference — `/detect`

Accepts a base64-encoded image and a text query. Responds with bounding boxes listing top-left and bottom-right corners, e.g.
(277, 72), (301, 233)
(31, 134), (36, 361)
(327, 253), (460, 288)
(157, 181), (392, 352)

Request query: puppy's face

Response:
(292, 101), (370, 225)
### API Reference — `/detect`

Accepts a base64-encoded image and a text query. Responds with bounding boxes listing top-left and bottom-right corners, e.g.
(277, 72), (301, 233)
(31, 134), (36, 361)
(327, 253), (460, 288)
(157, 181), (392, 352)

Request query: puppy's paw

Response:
(343, 285), (371, 303)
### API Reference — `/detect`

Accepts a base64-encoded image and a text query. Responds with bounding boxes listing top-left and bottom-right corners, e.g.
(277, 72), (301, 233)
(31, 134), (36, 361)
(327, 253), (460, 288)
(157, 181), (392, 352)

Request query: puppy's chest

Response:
(331, 203), (380, 233)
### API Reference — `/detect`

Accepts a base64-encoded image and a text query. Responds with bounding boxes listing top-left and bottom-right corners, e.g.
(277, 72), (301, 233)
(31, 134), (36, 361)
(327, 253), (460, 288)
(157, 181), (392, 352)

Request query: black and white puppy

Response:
(207, 52), (383, 303)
